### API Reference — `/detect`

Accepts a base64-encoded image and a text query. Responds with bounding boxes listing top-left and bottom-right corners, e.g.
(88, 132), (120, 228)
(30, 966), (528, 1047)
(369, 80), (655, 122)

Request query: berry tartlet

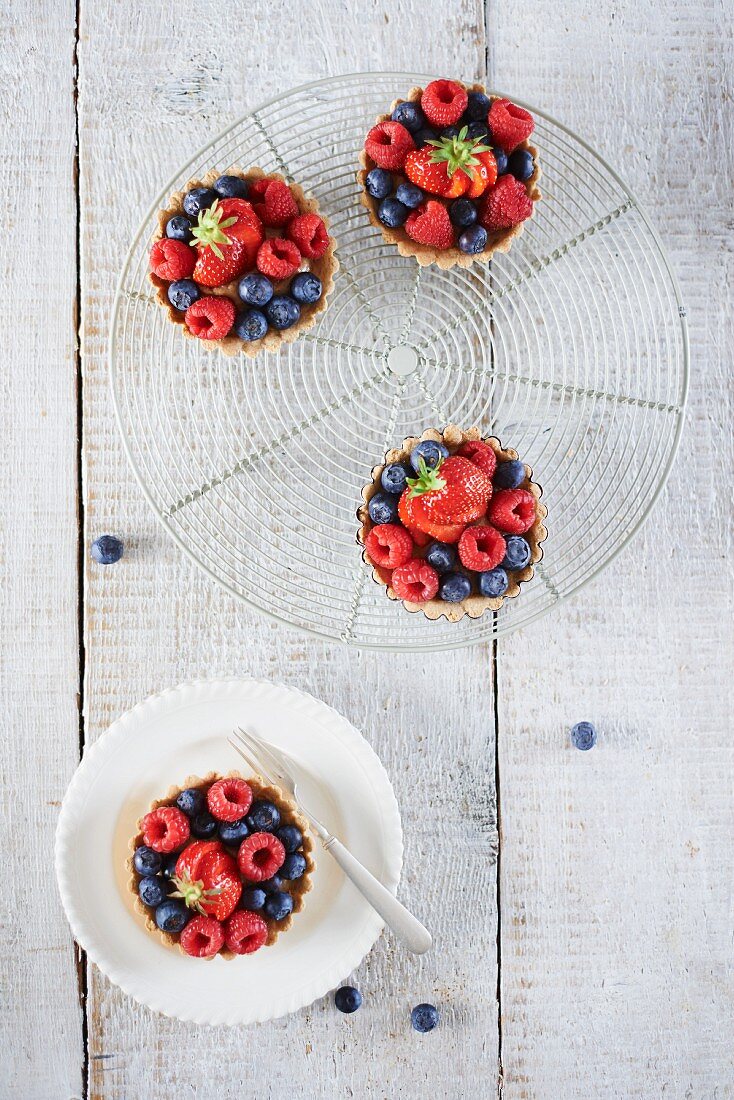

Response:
(359, 81), (541, 268)
(357, 425), (547, 622)
(149, 168), (337, 356)
(127, 771), (314, 958)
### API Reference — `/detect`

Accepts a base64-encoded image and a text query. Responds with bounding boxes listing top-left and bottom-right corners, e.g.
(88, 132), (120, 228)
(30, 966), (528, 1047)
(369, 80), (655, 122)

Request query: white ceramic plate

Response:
(55, 678), (403, 1025)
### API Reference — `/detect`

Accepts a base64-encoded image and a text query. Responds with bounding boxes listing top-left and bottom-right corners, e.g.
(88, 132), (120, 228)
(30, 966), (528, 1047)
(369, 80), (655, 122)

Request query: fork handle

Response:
(322, 835), (432, 955)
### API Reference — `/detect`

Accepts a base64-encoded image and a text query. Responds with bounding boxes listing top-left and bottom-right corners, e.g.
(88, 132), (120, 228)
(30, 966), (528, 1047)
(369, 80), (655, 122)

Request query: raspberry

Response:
(488, 489), (537, 534)
(488, 98), (534, 153)
(224, 910), (268, 955)
(237, 831), (286, 882)
(480, 175), (533, 232)
(248, 178), (298, 227)
(179, 914), (225, 958)
(206, 777), (253, 822)
(458, 525), (506, 572)
(458, 440), (497, 480)
(286, 214), (329, 259)
(141, 806), (190, 853)
(405, 200), (454, 250)
(184, 296), (236, 340)
(364, 121), (415, 171)
(391, 559), (440, 603)
(256, 237), (301, 280)
(420, 80), (468, 128)
(149, 238), (196, 281)
(364, 523), (413, 568)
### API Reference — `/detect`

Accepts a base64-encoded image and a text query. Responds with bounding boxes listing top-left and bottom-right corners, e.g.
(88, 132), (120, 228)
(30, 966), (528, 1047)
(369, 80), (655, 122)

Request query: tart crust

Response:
(150, 167), (339, 357)
(358, 84), (542, 269)
(127, 770), (314, 958)
(357, 424), (548, 622)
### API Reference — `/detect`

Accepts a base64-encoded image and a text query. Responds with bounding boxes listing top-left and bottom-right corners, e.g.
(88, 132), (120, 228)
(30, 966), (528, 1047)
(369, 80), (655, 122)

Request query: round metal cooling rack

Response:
(111, 72), (688, 651)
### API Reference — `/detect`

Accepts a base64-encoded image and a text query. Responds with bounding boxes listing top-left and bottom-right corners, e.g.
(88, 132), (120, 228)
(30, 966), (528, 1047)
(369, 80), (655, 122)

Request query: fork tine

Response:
(227, 735), (277, 786)
(235, 727), (289, 782)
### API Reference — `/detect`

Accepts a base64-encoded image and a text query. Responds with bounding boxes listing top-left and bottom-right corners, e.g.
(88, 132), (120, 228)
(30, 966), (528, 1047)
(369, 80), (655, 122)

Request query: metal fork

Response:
(228, 727), (432, 955)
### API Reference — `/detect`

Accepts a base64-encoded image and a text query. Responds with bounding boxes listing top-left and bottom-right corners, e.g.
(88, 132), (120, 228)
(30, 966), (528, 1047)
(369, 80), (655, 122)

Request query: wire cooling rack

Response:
(110, 72), (688, 650)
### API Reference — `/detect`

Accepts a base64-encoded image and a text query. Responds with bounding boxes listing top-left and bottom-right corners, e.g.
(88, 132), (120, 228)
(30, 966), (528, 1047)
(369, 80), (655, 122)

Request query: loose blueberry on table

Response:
(90, 534), (123, 565)
(128, 772), (313, 958)
(359, 80), (539, 266)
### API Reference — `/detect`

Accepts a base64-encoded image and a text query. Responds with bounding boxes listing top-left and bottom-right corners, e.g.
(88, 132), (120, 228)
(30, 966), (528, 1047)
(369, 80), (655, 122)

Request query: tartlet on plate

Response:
(149, 167), (338, 357)
(358, 80), (541, 269)
(357, 424), (547, 622)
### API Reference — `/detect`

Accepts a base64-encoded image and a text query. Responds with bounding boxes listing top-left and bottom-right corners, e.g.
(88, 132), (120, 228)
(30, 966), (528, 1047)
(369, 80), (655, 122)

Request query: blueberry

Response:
(413, 126), (438, 148)
(280, 852), (307, 880)
(263, 891), (294, 921)
(190, 811), (217, 839)
(138, 876), (170, 908)
(411, 1003), (440, 1033)
(508, 149), (535, 182)
(290, 272), (322, 304)
(214, 174), (249, 199)
(167, 279), (200, 312)
(276, 824), (303, 853)
(467, 119), (489, 141)
(458, 225), (488, 255)
(234, 308), (268, 342)
(165, 214), (194, 243)
(380, 462), (411, 495)
(396, 182), (424, 209)
(239, 272), (274, 307)
(425, 541), (457, 574)
(493, 147), (509, 175)
(571, 721), (597, 751)
(368, 491), (399, 525)
(260, 874), (284, 894)
(478, 567), (509, 598)
(246, 800), (281, 833)
(449, 198), (478, 227)
(391, 101), (425, 133)
(182, 187), (218, 218)
(154, 899), (190, 934)
(409, 440), (449, 474)
(334, 986), (362, 1013)
(442, 125), (461, 139)
(161, 852), (179, 879)
(501, 535), (531, 571)
(466, 91), (491, 121)
(240, 887), (267, 911)
(133, 846), (162, 876)
(266, 295), (301, 330)
(218, 817), (250, 845)
(175, 787), (205, 817)
(365, 168), (393, 200)
(90, 535), (123, 565)
(377, 197), (409, 229)
(493, 459), (526, 489)
(439, 572), (472, 602)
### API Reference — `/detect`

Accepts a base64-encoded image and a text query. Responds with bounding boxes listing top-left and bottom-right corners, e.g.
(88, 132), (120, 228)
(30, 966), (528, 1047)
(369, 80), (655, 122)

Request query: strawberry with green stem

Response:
(191, 197), (264, 287)
(404, 127), (497, 199)
(404, 454), (492, 529)
(171, 841), (242, 921)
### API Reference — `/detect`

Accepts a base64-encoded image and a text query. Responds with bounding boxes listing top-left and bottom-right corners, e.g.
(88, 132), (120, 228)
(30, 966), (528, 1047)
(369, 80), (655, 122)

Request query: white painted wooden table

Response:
(2, 2), (732, 1097)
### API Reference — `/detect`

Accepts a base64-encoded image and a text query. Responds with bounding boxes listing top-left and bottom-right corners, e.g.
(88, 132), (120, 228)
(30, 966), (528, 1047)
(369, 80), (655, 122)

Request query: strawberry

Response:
(248, 178), (298, 227)
(404, 149), (455, 197)
(420, 80), (468, 128)
(364, 121), (415, 170)
(391, 559), (439, 603)
(404, 128), (495, 200)
(364, 523), (413, 569)
(458, 525), (506, 571)
(398, 488), (465, 543)
(488, 488), (537, 534)
(256, 238), (301, 280)
(174, 840), (221, 881)
(480, 175), (533, 231)
(224, 910), (268, 955)
(191, 197), (263, 287)
(179, 914), (225, 957)
(149, 238), (196, 281)
(406, 455), (492, 525)
(286, 214), (329, 259)
(237, 832), (286, 882)
(488, 98), (534, 153)
(141, 806), (190, 853)
(458, 440), (497, 480)
(405, 201), (454, 250)
(184, 296), (235, 340)
(171, 844), (242, 921)
(206, 776), (253, 822)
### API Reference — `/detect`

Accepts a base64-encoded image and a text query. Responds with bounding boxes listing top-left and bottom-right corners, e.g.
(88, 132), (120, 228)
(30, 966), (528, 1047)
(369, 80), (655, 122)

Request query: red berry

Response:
(248, 178), (299, 227)
(256, 237), (301, 280)
(488, 98), (534, 153)
(488, 488), (537, 534)
(364, 523), (414, 569)
(175, 840), (221, 882)
(364, 121), (415, 170)
(420, 80), (468, 128)
(286, 214), (329, 259)
(206, 777), (253, 822)
(224, 910), (269, 955)
(405, 200), (454, 250)
(391, 559), (440, 603)
(179, 914), (225, 958)
(480, 175), (533, 232)
(458, 525), (506, 572)
(141, 806), (190, 853)
(149, 238), (196, 281)
(458, 440), (497, 480)
(398, 489), (465, 544)
(184, 296), (236, 340)
(237, 831), (286, 882)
